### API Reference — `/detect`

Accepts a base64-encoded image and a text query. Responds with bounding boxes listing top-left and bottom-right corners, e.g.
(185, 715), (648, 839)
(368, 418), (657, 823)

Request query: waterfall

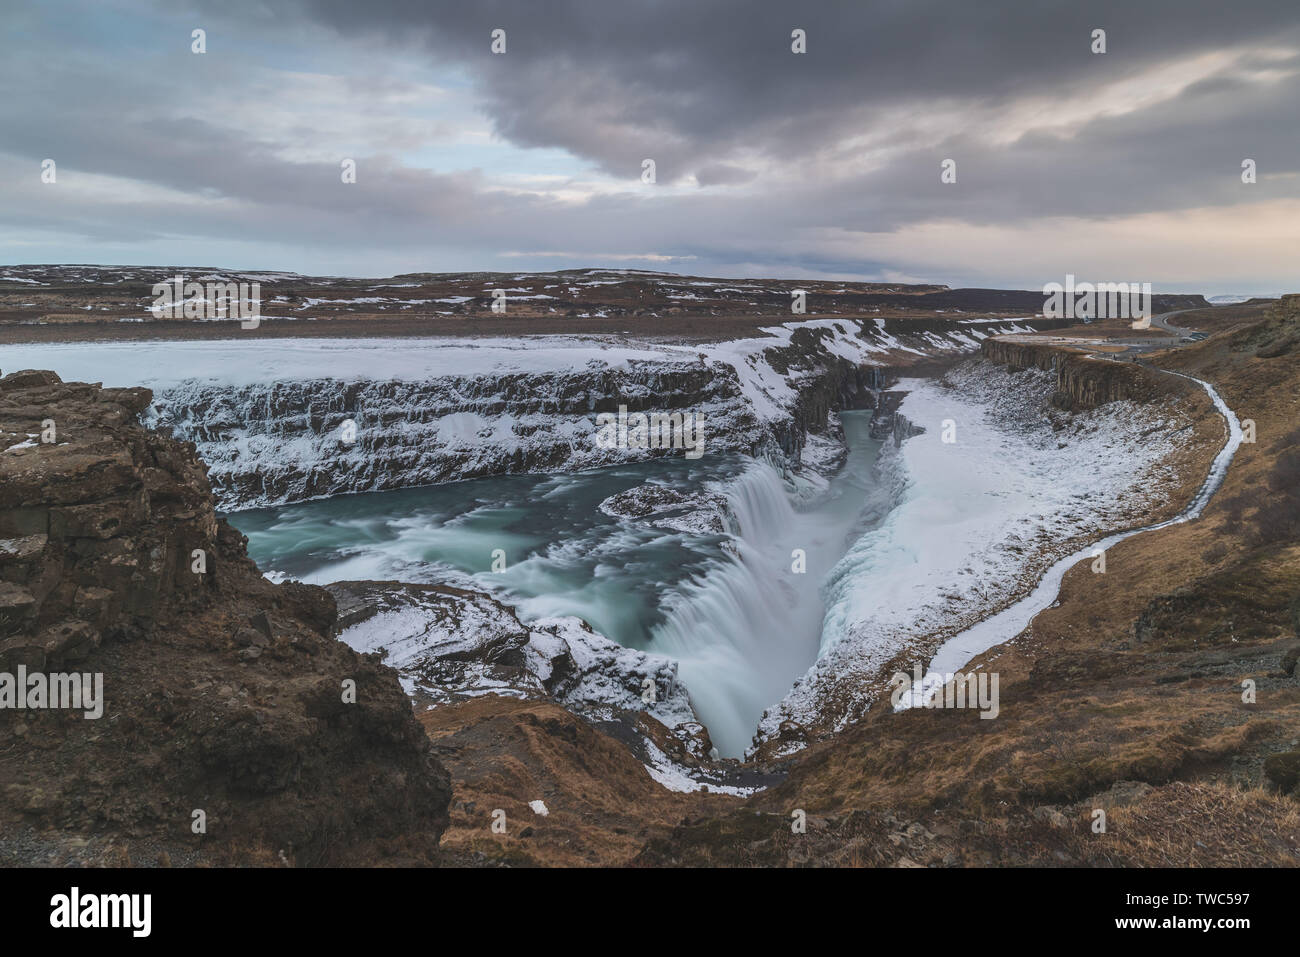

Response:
(650, 462), (819, 757)
(135, 367), (754, 510)
(650, 437), (883, 757)
(719, 458), (799, 544)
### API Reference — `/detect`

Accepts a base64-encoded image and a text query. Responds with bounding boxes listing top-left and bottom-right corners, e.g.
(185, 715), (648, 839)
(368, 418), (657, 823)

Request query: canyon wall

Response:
(133, 318), (1050, 511)
(145, 363), (765, 509)
(980, 336), (1195, 409)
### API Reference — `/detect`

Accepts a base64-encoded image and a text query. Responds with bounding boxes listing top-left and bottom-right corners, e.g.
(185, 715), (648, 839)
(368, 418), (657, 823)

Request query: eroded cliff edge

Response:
(124, 317), (1045, 509)
(0, 370), (451, 866)
(979, 334), (1198, 409)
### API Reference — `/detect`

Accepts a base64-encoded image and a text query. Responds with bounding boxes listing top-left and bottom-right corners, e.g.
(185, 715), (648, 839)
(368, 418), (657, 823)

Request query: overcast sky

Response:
(2, 0), (1297, 293)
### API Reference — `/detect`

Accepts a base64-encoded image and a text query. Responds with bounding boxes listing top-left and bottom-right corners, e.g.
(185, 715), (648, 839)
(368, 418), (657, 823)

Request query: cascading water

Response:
(650, 414), (891, 755)
(648, 462), (822, 756)
(227, 411), (889, 758)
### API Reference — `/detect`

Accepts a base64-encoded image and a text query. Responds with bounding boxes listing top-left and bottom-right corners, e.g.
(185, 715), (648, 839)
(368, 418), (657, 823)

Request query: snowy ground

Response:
(753, 359), (1202, 756)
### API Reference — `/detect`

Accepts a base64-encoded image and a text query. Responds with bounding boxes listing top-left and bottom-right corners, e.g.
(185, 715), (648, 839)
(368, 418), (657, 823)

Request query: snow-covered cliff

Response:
(0, 317), (1038, 510)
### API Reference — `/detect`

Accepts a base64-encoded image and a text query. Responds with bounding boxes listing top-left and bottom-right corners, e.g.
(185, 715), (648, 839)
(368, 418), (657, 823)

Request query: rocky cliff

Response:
(0, 370), (451, 866)
(146, 362), (763, 509)
(117, 317), (1052, 510)
(979, 336), (1195, 409)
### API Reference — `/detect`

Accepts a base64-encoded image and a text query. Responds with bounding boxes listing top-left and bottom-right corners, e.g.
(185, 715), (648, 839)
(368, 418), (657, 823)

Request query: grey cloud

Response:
(171, 0), (1300, 227)
(1, 0), (1298, 287)
(238, 0), (1300, 173)
(695, 164), (757, 187)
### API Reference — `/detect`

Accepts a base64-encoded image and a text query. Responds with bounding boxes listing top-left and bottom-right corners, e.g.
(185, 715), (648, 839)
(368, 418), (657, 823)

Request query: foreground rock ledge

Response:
(0, 369), (450, 866)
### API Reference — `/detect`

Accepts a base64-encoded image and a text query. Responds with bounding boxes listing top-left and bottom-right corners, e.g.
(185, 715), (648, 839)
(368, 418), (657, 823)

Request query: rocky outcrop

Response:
(979, 336), (1194, 409)
(420, 696), (746, 867)
(325, 578), (772, 798)
(597, 484), (729, 534)
(0, 370), (451, 866)
(1233, 293), (1300, 358)
(327, 580), (704, 742)
(759, 325), (882, 456)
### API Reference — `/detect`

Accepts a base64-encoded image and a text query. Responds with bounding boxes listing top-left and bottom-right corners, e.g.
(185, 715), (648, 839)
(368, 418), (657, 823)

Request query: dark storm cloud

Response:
(170, 0), (1300, 236)
(253, 0), (1300, 176)
(2, 0), (1298, 285)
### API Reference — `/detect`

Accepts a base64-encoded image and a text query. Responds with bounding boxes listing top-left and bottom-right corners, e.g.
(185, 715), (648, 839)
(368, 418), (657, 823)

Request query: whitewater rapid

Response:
(651, 414), (889, 754)
(227, 412), (889, 757)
